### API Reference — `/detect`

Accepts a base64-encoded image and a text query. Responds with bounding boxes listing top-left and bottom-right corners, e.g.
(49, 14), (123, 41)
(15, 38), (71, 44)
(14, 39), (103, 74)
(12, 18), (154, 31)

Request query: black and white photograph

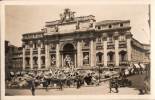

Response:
(1, 1), (153, 99)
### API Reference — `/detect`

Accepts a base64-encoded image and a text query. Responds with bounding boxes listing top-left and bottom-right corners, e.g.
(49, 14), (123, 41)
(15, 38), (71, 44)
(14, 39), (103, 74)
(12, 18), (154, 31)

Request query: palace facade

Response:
(10, 8), (150, 71)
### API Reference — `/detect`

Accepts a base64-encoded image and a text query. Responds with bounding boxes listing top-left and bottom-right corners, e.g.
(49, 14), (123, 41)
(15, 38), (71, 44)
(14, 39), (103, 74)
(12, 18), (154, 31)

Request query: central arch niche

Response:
(63, 43), (75, 52)
(61, 43), (76, 68)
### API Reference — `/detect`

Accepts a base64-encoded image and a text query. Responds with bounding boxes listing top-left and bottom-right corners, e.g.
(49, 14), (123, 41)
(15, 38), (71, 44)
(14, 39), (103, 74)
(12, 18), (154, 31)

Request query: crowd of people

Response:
(6, 68), (100, 90)
(5, 65), (148, 95)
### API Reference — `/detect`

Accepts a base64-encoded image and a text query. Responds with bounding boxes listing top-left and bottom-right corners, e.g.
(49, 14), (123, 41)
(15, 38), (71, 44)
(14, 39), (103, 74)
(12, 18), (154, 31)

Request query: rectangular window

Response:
(119, 35), (126, 41)
(108, 36), (113, 42)
(96, 37), (102, 43)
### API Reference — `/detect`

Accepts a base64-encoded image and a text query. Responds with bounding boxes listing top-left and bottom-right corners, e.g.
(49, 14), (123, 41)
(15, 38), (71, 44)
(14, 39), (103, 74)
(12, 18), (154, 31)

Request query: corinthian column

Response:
(113, 32), (119, 67)
(30, 41), (33, 69)
(126, 31), (132, 62)
(103, 35), (107, 67)
(77, 40), (82, 67)
(114, 35), (119, 66)
(45, 42), (50, 68)
(38, 41), (41, 69)
(90, 39), (94, 67)
(22, 47), (25, 70)
(56, 43), (60, 67)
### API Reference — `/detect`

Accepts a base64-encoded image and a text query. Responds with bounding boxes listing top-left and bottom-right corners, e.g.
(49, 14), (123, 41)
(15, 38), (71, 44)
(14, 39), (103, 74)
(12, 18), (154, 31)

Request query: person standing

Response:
(109, 77), (113, 93)
(30, 78), (36, 96)
(59, 79), (63, 90)
(76, 75), (81, 89)
(45, 78), (49, 92)
(114, 77), (119, 93)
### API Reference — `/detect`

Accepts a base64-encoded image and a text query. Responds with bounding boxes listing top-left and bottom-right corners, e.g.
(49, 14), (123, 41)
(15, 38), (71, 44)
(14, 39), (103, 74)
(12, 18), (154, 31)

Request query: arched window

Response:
(41, 56), (45, 65)
(119, 51), (127, 61)
(33, 57), (38, 65)
(107, 52), (115, 62)
(25, 57), (30, 65)
(96, 52), (103, 63)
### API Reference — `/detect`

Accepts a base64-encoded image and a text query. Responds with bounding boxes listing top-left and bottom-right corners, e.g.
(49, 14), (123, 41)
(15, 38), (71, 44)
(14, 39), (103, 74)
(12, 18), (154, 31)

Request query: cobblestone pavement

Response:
(5, 82), (140, 96)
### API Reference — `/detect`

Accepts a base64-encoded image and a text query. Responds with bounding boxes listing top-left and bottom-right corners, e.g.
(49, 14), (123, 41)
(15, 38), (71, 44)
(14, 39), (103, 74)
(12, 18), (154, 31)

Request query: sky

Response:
(5, 4), (150, 47)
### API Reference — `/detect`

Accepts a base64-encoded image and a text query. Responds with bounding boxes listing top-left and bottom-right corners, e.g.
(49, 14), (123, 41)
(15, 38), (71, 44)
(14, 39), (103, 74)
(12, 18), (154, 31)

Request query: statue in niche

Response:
(64, 54), (72, 67)
(51, 55), (56, 65)
(83, 53), (89, 64)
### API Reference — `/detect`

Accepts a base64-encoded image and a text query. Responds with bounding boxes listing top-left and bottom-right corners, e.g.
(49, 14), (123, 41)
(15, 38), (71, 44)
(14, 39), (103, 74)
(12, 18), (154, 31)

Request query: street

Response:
(5, 82), (139, 96)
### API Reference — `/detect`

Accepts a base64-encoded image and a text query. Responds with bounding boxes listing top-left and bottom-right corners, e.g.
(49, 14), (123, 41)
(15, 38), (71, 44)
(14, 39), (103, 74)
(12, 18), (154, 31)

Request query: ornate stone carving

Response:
(50, 43), (56, 50)
(83, 52), (89, 65)
(60, 8), (76, 22)
(64, 54), (72, 67)
(51, 55), (56, 66)
(83, 39), (89, 47)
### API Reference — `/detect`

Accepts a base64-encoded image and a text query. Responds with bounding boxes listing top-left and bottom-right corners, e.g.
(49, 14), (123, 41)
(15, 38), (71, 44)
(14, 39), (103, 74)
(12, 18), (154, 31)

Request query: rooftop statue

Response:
(60, 8), (76, 22)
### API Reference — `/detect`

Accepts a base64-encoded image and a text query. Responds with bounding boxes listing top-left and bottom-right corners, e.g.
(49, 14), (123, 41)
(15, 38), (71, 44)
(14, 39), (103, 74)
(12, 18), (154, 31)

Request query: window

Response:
(109, 24), (112, 28)
(25, 44), (29, 49)
(41, 56), (45, 65)
(96, 52), (103, 63)
(97, 37), (102, 43)
(41, 42), (45, 49)
(107, 52), (114, 62)
(108, 35), (113, 42)
(119, 51), (127, 61)
(98, 26), (101, 29)
(25, 57), (30, 65)
(119, 35), (126, 41)
(33, 57), (38, 65)
(120, 23), (123, 27)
